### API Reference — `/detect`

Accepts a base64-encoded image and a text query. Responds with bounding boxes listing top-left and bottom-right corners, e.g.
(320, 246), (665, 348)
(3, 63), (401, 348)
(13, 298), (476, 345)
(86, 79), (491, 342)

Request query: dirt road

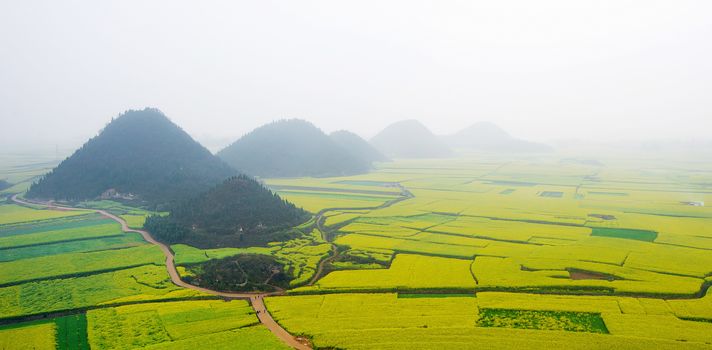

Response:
(11, 194), (310, 350)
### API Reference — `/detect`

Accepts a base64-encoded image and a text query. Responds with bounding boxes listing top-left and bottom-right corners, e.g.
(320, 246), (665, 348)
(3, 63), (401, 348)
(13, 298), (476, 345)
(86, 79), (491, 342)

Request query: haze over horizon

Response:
(2, 1), (711, 153)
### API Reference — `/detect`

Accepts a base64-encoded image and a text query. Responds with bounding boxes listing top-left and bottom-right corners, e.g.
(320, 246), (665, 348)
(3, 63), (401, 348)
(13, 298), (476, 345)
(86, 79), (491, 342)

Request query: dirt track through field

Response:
(308, 184), (414, 285)
(11, 194), (311, 350)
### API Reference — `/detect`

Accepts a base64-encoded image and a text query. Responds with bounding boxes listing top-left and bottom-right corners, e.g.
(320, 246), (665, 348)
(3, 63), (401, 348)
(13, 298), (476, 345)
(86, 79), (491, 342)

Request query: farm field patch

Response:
(0, 244), (164, 286)
(590, 227), (658, 242)
(55, 314), (89, 350)
(0, 218), (123, 249)
(477, 308), (608, 333)
(0, 233), (146, 262)
(267, 292), (712, 349)
(0, 204), (91, 225)
(86, 300), (275, 349)
(302, 254), (476, 292)
(0, 319), (56, 350)
(0, 264), (206, 319)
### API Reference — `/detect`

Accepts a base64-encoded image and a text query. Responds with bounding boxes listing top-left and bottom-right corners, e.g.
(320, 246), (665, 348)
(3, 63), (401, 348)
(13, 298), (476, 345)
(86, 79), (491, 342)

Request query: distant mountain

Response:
(371, 120), (453, 158)
(217, 119), (371, 178)
(26, 108), (235, 206)
(330, 130), (389, 163)
(445, 122), (554, 153)
(144, 175), (309, 248)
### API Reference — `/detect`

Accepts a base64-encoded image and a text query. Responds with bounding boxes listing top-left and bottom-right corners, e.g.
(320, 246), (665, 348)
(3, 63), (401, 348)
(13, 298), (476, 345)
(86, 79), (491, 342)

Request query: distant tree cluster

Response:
(26, 108), (235, 207)
(0, 180), (11, 192)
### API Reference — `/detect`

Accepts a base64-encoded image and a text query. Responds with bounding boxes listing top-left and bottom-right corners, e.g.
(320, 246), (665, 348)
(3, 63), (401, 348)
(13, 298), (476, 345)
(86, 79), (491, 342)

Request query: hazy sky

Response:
(2, 0), (711, 152)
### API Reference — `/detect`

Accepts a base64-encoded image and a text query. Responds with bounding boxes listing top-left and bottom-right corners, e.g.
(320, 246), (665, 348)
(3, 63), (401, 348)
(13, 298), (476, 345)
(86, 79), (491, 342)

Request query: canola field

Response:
(267, 292), (712, 349)
(3, 154), (712, 349)
(87, 300), (288, 349)
(0, 197), (290, 349)
(263, 155), (712, 348)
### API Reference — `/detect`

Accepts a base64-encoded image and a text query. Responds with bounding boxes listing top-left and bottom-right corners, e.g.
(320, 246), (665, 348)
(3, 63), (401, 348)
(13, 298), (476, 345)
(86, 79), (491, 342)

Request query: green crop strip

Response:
(477, 308), (609, 333)
(56, 314), (89, 350)
(590, 227), (658, 242)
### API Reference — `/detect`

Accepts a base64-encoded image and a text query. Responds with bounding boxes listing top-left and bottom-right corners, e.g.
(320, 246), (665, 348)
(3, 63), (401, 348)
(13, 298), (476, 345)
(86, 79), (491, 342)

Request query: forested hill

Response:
(330, 130), (390, 163)
(144, 175), (309, 248)
(217, 119), (371, 178)
(371, 119), (453, 158)
(26, 108), (236, 206)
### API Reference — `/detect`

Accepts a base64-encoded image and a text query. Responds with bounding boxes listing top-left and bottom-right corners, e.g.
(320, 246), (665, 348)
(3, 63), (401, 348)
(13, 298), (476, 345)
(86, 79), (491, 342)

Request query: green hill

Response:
(26, 108), (235, 207)
(144, 174), (309, 248)
(330, 130), (389, 163)
(217, 119), (371, 178)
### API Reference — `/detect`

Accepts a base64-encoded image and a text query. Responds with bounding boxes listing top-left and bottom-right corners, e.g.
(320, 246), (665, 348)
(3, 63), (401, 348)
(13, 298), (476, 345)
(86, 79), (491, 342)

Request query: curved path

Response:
(11, 194), (310, 350)
(308, 184), (414, 285)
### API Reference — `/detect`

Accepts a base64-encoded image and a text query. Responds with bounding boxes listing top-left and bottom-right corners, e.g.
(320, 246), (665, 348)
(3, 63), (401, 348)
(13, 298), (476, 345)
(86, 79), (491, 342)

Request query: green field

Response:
(590, 227), (658, 242)
(476, 308), (609, 333)
(267, 292), (712, 349)
(261, 156), (712, 348)
(56, 314), (89, 350)
(86, 300), (286, 349)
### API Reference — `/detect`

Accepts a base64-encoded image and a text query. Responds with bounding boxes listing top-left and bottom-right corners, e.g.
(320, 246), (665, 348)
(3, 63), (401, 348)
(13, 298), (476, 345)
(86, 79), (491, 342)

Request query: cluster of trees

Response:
(145, 175), (309, 248)
(0, 180), (10, 192)
(143, 214), (189, 244)
(183, 254), (291, 292)
(26, 108), (235, 207)
(217, 119), (372, 177)
(171, 174), (308, 234)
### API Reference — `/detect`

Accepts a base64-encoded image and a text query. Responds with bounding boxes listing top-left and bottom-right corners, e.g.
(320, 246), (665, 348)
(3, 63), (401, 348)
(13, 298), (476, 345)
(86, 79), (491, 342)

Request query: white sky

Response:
(1, 0), (711, 152)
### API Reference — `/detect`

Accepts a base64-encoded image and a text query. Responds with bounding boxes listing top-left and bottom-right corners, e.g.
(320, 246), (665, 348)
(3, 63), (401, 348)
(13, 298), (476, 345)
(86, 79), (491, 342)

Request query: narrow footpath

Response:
(308, 184), (414, 285)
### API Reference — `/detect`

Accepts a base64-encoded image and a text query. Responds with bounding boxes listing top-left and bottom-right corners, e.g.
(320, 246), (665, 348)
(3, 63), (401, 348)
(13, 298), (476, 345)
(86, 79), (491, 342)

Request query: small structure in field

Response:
(99, 188), (136, 200)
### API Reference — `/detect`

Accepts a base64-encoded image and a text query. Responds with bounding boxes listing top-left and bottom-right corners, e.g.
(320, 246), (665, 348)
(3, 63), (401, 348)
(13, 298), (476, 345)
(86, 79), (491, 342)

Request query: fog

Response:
(1, 1), (711, 154)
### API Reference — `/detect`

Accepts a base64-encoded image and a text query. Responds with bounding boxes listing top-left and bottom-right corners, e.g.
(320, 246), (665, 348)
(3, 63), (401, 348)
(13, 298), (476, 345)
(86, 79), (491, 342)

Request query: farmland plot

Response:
(4, 155), (712, 349)
(86, 300), (288, 349)
(267, 292), (712, 349)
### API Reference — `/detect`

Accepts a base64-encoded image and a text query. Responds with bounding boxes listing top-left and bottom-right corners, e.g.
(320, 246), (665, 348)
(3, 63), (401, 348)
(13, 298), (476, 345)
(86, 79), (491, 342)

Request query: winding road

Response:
(11, 194), (311, 350)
